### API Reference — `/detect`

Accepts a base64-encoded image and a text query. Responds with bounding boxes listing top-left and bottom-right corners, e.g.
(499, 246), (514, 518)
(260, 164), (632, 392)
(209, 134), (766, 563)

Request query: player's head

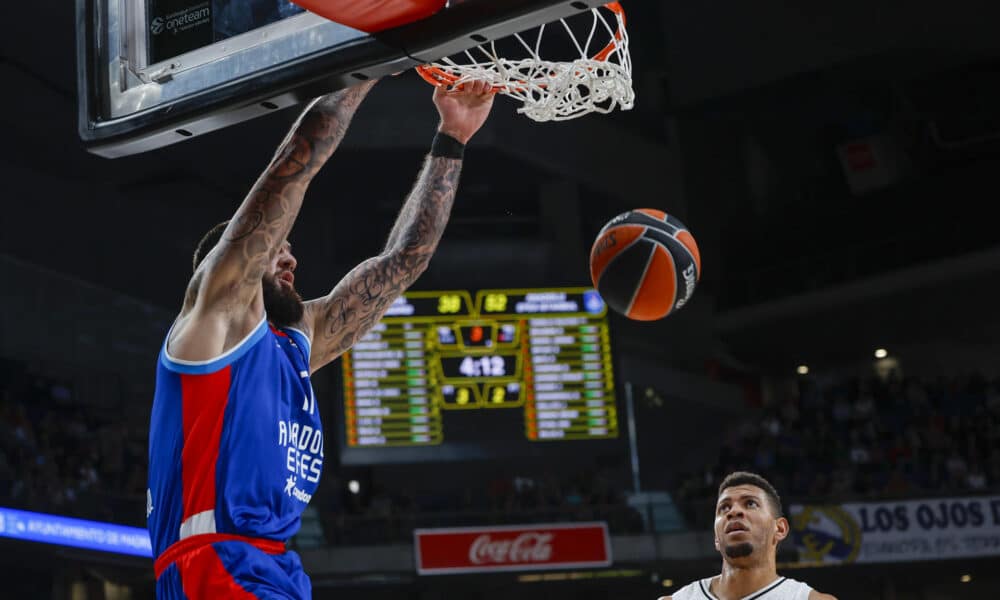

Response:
(194, 220), (304, 327)
(713, 471), (788, 566)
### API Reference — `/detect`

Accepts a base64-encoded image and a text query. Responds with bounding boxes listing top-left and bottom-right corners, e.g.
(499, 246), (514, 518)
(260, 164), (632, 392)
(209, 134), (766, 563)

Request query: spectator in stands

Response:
(673, 372), (999, 528)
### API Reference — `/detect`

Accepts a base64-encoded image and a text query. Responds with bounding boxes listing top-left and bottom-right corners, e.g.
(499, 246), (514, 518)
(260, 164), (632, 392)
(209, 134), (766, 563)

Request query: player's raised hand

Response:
(433, 79), (497, 145)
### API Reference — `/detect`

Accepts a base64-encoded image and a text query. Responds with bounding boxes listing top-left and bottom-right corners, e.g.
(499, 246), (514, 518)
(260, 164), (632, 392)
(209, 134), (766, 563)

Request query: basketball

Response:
(589, 209), (701, 321)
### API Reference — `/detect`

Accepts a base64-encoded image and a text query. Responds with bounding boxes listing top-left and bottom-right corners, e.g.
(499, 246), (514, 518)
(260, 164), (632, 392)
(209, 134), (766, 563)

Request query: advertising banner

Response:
(789, 495), (1000, 565)
(415, 522), (612, 575)
(0, 506), (152, 557)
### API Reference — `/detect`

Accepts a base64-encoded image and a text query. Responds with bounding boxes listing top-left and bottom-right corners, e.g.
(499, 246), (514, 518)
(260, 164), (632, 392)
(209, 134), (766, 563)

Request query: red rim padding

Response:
(290, 0), (447, 33)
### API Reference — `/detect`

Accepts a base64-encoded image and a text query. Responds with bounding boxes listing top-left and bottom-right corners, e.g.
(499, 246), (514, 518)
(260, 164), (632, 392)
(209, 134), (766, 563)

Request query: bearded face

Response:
(724, 541), (754, 559)
(262, 272), (304, 328)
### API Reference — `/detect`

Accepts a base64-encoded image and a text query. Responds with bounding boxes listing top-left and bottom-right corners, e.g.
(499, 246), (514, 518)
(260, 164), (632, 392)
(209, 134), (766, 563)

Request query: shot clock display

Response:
(339, 287), (619, 462)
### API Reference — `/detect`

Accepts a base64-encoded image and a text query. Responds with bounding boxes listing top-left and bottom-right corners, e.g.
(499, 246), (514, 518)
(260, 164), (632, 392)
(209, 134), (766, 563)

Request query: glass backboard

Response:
(77, 0), (610, 158)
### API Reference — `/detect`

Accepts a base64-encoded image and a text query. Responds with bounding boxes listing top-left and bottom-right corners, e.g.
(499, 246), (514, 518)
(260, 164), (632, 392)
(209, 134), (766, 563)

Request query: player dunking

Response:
(147, 78), (496, 598)
(661, 472), (837, 600)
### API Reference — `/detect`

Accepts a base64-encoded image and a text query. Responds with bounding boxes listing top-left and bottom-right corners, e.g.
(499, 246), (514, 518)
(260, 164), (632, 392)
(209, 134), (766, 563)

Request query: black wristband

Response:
(430, 131), (465, 159)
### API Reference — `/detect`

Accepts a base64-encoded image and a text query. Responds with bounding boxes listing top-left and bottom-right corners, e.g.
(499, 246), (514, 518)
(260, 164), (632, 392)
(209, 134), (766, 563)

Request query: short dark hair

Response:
(717, 471), (783, 518)
(193, 220), (229, 273)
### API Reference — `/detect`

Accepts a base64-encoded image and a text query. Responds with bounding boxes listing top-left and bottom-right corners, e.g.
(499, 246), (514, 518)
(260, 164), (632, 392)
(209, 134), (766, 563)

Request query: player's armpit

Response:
(656, 596), (672, 600)
(303, 250), (432, 371)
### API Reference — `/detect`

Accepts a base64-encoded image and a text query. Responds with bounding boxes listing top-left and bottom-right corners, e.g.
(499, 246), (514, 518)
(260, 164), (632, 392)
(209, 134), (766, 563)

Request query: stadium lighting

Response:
(661, 579), (674, 588)
(796, 365), (809, 375)
(348, 480), (360, 494)
(960, 574), (972, 583)
(874, 348), (888, 359)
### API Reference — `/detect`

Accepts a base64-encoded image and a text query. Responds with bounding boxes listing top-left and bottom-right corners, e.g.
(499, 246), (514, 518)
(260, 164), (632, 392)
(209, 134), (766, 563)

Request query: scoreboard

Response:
(338, 288), (619, 462)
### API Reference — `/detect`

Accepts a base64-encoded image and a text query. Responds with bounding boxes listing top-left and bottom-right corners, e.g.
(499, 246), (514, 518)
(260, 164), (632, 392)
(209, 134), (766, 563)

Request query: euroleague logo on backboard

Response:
(150, 2), (211, 36)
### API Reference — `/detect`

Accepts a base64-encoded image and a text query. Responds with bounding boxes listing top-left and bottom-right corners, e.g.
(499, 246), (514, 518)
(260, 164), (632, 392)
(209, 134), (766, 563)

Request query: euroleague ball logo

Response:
(675, 263), (697, 309)
(592, 231), (617, 257)
(150, 17), (165, 35)
(605, 213), (630, 229)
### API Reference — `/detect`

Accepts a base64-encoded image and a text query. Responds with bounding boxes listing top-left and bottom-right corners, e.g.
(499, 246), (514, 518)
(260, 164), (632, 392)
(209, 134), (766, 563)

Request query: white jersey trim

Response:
(672, 576), (811, 600)
(179, 510), (216, 539)
(160, 315), (269, 374)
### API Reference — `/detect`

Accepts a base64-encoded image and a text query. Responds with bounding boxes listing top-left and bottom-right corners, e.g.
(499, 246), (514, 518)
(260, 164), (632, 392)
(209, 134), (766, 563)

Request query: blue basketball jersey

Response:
(147, 316), (323, 559)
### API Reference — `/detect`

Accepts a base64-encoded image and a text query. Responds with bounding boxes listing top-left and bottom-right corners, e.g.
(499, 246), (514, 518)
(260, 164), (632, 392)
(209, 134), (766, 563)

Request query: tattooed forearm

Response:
(309, 156), (463, 366)
(384, 156), (462, 256)
(312, 251), (440, 366)
(266, 80), (379, 184)
(203, 81), (377, 297)
(218, 184), (300, 286)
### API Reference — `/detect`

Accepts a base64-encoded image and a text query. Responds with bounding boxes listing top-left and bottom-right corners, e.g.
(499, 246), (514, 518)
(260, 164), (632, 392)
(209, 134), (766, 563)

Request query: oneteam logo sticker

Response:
(149, 3), (211, 36)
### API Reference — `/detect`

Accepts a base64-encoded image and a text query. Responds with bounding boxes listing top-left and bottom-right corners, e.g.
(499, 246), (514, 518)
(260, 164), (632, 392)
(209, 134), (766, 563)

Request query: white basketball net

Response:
(420, 3), (633, 122)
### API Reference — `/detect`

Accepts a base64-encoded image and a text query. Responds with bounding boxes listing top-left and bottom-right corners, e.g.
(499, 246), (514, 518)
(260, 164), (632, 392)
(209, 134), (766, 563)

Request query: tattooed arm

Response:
(303, 80), (496, 372)
(168, 80), (378, 361)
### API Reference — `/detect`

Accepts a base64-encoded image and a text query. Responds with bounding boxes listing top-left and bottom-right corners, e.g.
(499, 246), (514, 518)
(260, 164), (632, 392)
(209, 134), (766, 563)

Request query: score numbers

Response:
(438, 294), (463, 314)
(342, 288), (617, 449)
(459, 355), (506, 377)
(483, 293), (508, 313)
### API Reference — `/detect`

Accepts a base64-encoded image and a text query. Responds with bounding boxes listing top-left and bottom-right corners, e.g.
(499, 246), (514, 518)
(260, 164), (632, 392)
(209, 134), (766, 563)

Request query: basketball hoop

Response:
(416, 2), (633, 122)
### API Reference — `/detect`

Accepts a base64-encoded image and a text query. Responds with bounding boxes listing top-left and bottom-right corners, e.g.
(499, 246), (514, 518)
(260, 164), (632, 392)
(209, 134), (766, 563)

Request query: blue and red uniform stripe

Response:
(148, 316), (319, 599)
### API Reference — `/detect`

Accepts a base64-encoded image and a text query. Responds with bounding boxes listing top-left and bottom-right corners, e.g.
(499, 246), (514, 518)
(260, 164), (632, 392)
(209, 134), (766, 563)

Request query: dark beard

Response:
(262, 276), (304, 328)
(724, 542), (754, 559)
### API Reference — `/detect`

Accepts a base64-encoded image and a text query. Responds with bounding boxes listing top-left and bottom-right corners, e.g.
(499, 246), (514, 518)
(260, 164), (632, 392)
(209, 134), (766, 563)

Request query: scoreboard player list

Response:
(341, 288), (617, 448)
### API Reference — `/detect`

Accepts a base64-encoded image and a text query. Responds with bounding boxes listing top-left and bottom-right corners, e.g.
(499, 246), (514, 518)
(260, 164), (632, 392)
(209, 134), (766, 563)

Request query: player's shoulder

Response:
(778, 577), (833, 600)
(784, 577), (835, 600)
(658, 577), (706, 600)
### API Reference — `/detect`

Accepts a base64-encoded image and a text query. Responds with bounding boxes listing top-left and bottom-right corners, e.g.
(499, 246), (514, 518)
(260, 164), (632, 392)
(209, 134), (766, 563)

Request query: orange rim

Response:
(415, 2), (626, 88)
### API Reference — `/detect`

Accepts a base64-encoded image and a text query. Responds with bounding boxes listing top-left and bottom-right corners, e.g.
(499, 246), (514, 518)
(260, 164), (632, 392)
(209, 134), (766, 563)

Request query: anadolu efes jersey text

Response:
(147, 316), (322, 557)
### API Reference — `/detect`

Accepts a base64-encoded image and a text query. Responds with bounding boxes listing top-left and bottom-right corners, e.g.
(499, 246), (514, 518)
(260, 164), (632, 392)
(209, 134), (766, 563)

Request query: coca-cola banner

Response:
(414, 522), (612, 575)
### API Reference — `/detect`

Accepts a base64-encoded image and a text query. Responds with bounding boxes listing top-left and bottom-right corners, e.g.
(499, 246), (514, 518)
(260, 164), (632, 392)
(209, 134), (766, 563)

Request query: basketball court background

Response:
(2, 0), (1000, 598)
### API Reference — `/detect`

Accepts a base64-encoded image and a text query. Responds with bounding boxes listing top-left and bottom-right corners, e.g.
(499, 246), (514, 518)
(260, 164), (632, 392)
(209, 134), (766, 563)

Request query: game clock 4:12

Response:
(436, 353), (522, 409)
(438, 354), (518, 379)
